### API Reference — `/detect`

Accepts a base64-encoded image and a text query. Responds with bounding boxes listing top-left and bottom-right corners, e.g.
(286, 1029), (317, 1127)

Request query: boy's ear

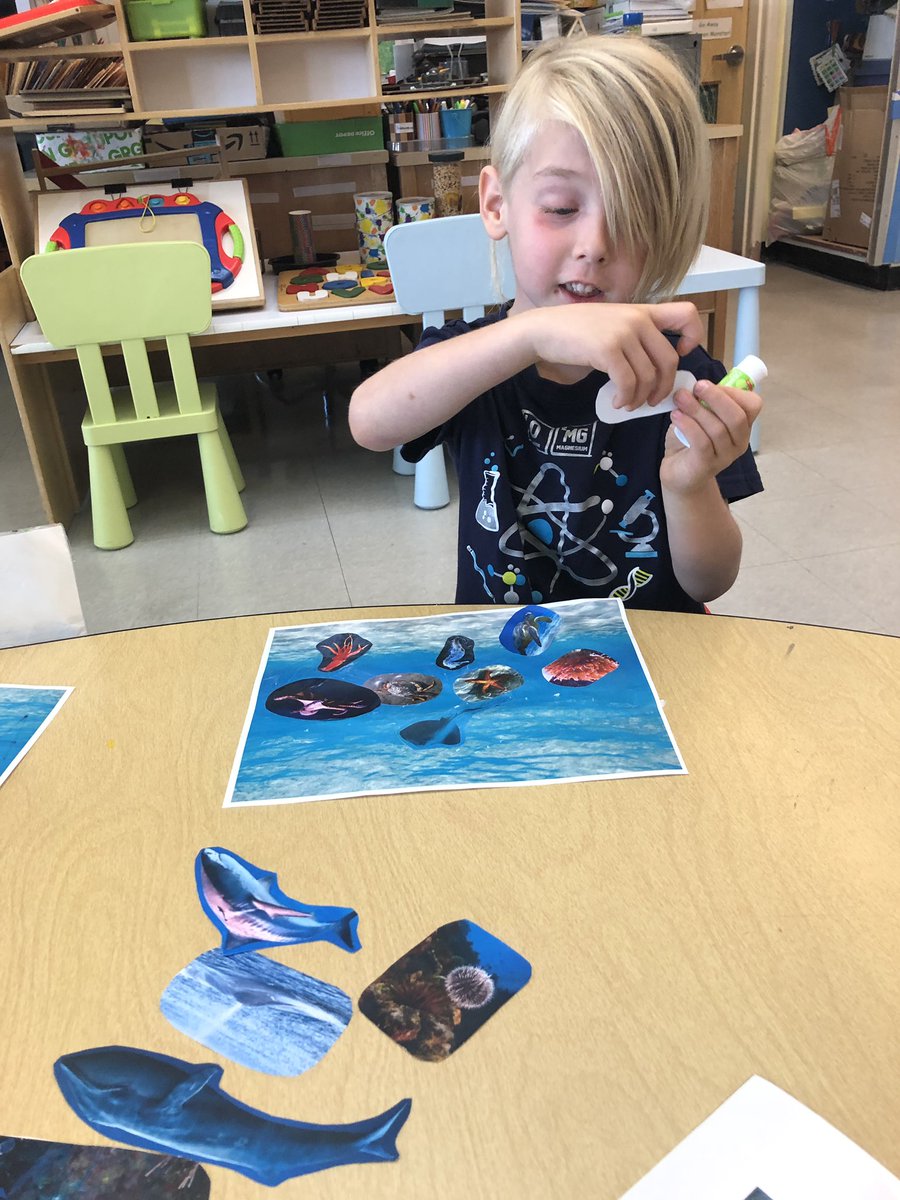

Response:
(479, 165), (508, 242)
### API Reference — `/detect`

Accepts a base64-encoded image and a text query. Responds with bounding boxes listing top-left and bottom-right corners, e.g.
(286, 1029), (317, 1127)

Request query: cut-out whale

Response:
(196, 847), (361, 955)
(54, 1046), (412, 1187)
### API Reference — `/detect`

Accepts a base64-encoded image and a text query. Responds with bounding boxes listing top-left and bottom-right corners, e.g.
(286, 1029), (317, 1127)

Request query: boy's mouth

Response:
(559, 281), (604, 301)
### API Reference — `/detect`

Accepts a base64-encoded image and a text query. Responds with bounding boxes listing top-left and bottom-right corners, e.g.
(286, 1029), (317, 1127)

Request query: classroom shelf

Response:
(125, 35), (251, 50)
(0, 41), (123, 60)
(374, 16), (512, 35)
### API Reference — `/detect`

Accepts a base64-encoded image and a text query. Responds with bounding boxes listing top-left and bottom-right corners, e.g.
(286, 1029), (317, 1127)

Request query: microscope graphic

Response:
(611, 489), (659, 559)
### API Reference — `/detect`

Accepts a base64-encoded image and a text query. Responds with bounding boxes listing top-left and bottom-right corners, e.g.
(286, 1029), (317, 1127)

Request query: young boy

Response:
(349, 37), (763, 611)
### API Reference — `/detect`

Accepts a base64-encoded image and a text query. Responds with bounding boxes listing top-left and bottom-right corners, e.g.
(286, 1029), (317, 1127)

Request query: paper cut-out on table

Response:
(618, 1075), (900, 1200)
(541, 649), (619, 687)
(451, 664), (524, 702)
(0, 1133), (209, 1198)
(358, 919), (531, 1062)
(161, 949), (351, 1075)
(436, 634), (475, 671)
(196, 846), (361, 955)
(315, 632), (373, 672)
(54, 1046), (412, 1186)
(499, 604), (560, 657)
(363, 672), (442, 705)
(224, 599), (685, 806)
(0, 684), (72, 789)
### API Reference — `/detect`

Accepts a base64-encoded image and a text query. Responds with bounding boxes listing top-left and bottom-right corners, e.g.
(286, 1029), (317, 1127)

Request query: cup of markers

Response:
(439, 101), (473, 142)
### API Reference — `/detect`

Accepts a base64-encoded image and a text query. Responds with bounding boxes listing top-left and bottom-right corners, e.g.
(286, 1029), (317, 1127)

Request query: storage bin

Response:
(125, 0), (207, 41)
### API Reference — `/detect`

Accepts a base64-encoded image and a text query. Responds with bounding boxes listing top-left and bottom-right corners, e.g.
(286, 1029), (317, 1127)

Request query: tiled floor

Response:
(2, 261), (899, 637)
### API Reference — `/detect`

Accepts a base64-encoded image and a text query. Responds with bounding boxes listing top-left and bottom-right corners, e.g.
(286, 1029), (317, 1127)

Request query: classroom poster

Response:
(224, 598), (685, 807)
(0, 683), (71, 788)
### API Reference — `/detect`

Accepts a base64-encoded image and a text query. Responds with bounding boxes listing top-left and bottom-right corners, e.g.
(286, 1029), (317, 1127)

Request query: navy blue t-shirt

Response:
(401, 309), (763, 612)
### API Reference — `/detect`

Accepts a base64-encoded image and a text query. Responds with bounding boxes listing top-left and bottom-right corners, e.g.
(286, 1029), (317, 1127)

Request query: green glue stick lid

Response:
(722, 354), (767, 389)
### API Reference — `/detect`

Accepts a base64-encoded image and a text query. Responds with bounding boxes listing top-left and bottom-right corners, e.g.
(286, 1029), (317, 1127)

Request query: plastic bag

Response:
(766, 107), (840, 244)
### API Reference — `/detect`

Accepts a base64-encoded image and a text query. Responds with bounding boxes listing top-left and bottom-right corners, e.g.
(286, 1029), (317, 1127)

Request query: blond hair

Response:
(489, 36), (710, 301)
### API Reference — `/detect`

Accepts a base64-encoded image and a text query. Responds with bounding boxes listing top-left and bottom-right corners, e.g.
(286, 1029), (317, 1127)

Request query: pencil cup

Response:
(439, 108), (473, 143)
(288, 209), (316, 265)
(396, 196), (434, 223)
(414, 111), (441, 142)
(354, 191), (394, 268)
(387, 113), (415, 147)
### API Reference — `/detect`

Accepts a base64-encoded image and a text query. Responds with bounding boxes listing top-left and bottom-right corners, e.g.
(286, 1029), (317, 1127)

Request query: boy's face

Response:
(480, 121), (646, 316)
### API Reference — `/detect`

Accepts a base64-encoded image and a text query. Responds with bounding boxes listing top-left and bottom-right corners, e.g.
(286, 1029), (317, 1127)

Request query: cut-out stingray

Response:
(541, 649), (619, 687)
(363, 672), (442, 706)
(452, 665), (524, 703)
(161, 950), (351, 1076)
(54, 1046), (412, 1187)
(399, 689), (514, 749)
(265, 678), (380, 721)
(196, 847), (361, 955)
(358, 919), (531, 1063)
(0, 1134), (209, 1198)
(315, 633), (372, 672)
(498, 604), (561, 657)
(435, 635), (475, 671)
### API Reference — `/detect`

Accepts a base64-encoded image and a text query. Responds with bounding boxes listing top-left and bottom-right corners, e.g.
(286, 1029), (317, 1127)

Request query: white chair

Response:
(384, 214), (766, 509)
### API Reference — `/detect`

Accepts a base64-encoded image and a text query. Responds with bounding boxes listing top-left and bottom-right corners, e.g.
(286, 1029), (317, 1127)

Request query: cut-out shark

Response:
(195, 847), (361, 955)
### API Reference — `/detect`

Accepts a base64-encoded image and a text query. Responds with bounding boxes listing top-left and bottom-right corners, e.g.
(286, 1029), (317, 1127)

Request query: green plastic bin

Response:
(125, 0), (207, 40)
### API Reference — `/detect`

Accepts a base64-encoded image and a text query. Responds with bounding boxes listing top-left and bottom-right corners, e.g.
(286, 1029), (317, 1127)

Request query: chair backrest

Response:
(385, 214), (517, 328)
(20, 241), (214, 425)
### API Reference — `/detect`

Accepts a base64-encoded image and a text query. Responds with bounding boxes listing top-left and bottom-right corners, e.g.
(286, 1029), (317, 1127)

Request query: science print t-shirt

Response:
(401, 310), (763, 611)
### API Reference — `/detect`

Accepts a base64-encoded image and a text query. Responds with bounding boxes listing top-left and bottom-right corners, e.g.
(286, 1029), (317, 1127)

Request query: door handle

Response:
(713, 43), (745, 66)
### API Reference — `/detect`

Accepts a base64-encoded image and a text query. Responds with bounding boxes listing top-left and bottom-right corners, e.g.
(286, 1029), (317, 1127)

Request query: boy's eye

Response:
(542, 207), (577, 216)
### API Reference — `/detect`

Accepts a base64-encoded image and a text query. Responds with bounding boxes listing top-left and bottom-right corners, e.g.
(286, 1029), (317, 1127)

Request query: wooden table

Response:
(2, 607), (898, 1198)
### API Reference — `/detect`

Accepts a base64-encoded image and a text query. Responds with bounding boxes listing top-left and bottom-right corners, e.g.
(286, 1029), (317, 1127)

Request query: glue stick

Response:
(718, 354), (767, 392)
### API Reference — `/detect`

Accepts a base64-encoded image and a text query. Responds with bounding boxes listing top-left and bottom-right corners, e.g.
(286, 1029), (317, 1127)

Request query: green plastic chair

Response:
(20, 241), (247, 550)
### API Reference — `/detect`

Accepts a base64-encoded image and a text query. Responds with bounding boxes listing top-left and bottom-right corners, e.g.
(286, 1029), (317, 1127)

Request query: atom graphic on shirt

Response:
(497, 462), (619, 592)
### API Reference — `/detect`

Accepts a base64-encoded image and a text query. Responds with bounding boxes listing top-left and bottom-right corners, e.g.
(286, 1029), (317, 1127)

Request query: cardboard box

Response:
(822, 86), (887, 248)
(275, 118), (384, 158)
(243, 157), (389, 260)
(190, 124), (270, 162)
(142, 129), (193, 156)
(35, 129), (144, 166)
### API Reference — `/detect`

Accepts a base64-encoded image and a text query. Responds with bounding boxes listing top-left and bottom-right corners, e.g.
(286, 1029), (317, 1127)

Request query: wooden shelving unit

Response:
(0, 0), (520, 126)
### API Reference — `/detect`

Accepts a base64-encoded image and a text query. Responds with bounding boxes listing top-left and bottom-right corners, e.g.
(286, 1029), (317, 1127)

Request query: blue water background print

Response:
(359, 919), (531, 1062)
(0, 1135), (209, 1198)
(226, 598), (683, 806)
(161, 950), (352, 1076)
(0, 685), (70, 787)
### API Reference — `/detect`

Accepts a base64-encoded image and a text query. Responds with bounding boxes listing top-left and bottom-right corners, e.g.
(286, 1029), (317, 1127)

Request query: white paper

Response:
(595, 370), (697, 424)
(619, 1076), (900, 1200)
(0, 525), (85, 649)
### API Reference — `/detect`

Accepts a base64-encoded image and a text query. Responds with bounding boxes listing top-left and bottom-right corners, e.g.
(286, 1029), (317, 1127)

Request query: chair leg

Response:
(110, 444), (137, 508)
(87, 444), (134, 550)
(392, 446), (416, 477)
(197, 429), (248, 535)
(216, 416), (245, 493)
(414, 445), (451, 510)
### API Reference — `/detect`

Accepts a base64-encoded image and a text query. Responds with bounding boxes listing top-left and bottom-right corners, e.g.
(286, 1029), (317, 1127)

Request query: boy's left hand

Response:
(660, 378), (763, 493)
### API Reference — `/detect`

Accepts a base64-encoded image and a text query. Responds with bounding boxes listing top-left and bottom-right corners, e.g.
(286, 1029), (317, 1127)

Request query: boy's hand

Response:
(661, 379), (763, 493)
(521, 300), (704, 409)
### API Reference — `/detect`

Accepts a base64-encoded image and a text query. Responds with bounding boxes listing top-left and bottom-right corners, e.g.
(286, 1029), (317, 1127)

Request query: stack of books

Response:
(603, 0), (694, 35)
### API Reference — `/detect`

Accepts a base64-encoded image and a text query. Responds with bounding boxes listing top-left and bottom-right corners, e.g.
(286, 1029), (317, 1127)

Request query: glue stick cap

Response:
(733, 355), (767, 387)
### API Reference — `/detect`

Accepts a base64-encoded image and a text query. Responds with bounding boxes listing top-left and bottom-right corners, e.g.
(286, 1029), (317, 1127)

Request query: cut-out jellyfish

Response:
(265, 678), (380, 721)
(541, 649), (619, 687)
(452, 665), (524, 703)
(196, 847), (361, 955)
(499, 604), (560, 657)
(436, 635), (475, 671)
(315, 632), (372, 672)
(363, 673), (442, 706)
(161, 950), (352, 1076)
(54, 1046), (412, 1187)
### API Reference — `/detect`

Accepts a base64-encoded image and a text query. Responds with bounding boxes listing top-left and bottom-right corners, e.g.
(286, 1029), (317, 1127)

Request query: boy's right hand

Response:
(521, 301), (704, 411)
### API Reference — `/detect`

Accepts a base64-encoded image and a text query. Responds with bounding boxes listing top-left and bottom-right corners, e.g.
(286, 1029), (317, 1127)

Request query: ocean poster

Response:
(0, 684), (71, 788)
(224, 598), (684, 806)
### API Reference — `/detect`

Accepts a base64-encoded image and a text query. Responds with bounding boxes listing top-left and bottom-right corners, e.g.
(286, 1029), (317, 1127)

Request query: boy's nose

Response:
(575, 216), (609, 263)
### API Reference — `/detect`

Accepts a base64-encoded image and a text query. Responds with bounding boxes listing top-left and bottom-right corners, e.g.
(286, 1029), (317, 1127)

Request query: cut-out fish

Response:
(436, 635), (475, 671)
(196, 847), (361, 955)
(54, 1046), (411, 1187)
(541, 649), (619, 687)
(315, 633), (372, 672)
